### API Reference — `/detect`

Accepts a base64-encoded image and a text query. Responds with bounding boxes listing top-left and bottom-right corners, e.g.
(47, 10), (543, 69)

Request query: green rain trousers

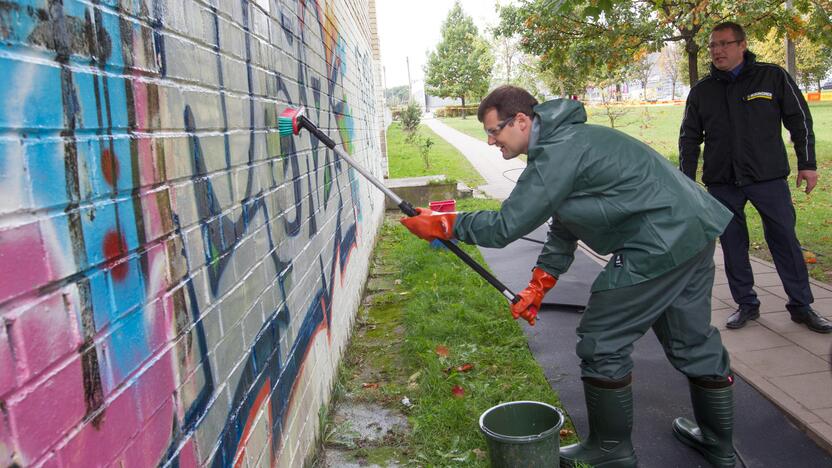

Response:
(577, 242), (730, 381)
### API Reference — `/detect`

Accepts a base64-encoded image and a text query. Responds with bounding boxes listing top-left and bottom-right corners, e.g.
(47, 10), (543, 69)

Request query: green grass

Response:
(318, 198), (574, 466)
(439, 116), (490, 143)
(400, 198), (572, 463)
(387, 122), (486, 189)
(442, 102), (832, 281)
(585, 104), (686, 160)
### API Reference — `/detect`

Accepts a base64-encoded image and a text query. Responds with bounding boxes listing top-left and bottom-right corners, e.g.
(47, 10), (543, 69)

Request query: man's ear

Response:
(516, 112), (532, 130)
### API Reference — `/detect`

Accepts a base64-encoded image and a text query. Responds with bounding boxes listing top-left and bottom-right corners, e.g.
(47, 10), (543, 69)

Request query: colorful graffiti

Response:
(0, 0), (383, 465)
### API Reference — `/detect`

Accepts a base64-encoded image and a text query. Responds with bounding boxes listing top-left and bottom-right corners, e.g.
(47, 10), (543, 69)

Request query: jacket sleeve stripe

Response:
(777, 66), (811, 163)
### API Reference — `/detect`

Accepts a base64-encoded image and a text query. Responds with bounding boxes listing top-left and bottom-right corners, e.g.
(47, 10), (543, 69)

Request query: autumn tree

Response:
(658, 42), (683, 99)
(491, 2), (581, 97)
(384, 85), (410, 107)
(496, 1), (654, 92)
(754, 26), (832, 91)
(488, 26), (552, 99)
(513, 56), (555, 100)
(496, 0), (828, 91)
(491, 33), (523, 85)
(424, 1), (494, 117)
(630, 51), (655, 100)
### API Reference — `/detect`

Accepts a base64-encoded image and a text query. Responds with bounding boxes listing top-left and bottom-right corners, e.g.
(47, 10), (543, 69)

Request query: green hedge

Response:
(433, 105), (480, 118)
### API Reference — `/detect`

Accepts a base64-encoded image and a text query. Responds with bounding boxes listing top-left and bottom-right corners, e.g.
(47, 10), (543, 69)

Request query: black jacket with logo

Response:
(679, 51), (816, 186)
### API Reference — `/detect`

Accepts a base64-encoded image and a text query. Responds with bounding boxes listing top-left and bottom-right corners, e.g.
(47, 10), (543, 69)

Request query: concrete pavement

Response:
(423, 114), (832, 454)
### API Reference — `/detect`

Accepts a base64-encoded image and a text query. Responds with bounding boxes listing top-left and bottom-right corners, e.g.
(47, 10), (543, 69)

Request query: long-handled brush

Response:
(277, 106), (521, 307)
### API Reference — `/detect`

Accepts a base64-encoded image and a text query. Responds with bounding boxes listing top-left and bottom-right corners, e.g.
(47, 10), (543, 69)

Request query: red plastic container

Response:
(428, 199), (456, 248)
(429, 199), (456, 213)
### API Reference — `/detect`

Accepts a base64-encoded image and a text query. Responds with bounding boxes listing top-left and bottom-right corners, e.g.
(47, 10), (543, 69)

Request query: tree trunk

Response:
(686, 39), (700, 85)
(671, 80), (676, 100)
(461, 96), (466, 119)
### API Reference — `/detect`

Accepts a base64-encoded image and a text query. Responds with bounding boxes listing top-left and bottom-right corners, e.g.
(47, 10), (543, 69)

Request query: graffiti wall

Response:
(0, 0), (386, 465)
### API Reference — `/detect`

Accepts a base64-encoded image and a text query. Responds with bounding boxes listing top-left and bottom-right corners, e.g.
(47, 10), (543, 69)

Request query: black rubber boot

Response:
(672, 379), (736, 468)
(560, 378), (637, 468)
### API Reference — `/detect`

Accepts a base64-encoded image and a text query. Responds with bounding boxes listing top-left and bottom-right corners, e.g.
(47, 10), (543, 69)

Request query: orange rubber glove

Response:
(399, 207), (457, 241)
(510, 267), (557, 326)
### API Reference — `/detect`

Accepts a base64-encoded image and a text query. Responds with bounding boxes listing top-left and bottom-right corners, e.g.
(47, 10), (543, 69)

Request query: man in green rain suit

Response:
(401, 86), (736, 468)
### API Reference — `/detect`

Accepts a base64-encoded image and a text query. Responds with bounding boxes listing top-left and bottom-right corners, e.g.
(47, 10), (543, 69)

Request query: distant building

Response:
(586, 52), (690, 103)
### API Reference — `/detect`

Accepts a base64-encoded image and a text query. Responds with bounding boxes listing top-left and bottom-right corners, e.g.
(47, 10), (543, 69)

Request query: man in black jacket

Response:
(679, 21), (831, 334)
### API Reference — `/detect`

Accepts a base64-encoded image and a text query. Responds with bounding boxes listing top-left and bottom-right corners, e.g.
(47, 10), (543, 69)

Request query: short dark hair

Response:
(477, 85), (538, 122)
(711, 22), (746, 42)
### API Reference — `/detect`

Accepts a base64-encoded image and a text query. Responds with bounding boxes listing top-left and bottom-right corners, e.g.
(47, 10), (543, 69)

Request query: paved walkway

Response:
(423, 115), (832, 454)
(423, 116), (525, 199)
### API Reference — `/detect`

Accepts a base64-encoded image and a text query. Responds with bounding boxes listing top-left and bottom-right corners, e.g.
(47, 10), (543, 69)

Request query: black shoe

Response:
(787, 306), (832, 334)
(725, 304), (760, 329)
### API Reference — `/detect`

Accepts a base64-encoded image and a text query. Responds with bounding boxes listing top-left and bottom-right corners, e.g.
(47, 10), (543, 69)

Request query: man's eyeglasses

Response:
(485, 116), (516, 137)
(707, 40), (742, 50)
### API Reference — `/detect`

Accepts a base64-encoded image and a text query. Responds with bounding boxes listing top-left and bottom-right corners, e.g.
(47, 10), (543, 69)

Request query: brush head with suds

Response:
(278, 106), (304, 136)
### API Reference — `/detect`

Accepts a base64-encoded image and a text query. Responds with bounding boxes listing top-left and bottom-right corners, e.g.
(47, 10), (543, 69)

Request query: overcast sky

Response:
(376, 0), (503, 90)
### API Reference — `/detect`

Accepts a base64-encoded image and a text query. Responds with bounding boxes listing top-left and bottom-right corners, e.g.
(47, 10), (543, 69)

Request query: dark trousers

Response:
(708, 178), (813, 308)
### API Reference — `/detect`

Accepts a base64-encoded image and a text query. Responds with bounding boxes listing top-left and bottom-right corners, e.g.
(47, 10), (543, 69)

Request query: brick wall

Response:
(0, 0), (385, 465)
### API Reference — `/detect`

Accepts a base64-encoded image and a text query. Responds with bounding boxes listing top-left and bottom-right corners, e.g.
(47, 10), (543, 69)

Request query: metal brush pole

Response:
(296, 115), (518, 303)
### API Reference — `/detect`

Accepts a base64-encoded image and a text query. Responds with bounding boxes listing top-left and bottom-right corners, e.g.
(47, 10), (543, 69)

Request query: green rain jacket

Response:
(453, 99), (732, 292)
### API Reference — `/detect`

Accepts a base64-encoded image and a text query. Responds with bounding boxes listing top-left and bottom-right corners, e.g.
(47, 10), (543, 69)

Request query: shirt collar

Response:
(730, 60), (744, 78)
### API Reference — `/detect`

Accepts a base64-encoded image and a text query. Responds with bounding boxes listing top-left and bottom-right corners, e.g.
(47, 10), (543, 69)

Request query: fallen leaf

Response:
(408, 371), (421, 383)
(435, 345), (449, 357)
(560, 428), (574, 438)
(362, 382), (379, 389)
(473, 448), (487, 460)
(445, 363), (475, 374)
(451, 385), (465, 398)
